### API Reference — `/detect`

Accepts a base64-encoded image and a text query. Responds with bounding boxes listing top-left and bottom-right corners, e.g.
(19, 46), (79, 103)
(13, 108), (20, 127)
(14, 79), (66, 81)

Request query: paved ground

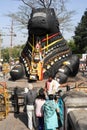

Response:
(0, 71), (87, 130)
(0, 112), (29, 130)
(0, 75), (46, 130)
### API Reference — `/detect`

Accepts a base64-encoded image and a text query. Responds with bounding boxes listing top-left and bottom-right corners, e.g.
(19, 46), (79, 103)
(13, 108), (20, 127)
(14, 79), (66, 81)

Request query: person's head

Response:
(48, 94), (54, 100)
(48, 75), (53, 82)
(57, 90), (63, 96)
(54, 94), (60, 102)
(29, 85), (34, 90)
(38, 88), (45, 99)
(39, 88), (44, 95)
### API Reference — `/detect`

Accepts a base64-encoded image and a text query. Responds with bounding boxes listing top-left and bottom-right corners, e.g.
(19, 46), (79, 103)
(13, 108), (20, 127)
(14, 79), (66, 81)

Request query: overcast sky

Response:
(0, 0), (87, 47)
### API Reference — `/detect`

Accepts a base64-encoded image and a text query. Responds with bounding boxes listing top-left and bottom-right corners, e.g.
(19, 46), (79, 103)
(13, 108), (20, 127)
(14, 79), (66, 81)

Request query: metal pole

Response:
(9, 19), (13, 60)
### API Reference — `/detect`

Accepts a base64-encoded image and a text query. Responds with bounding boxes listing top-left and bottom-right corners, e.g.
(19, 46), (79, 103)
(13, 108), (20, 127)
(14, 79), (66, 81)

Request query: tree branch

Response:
(21, 0), (35, 9)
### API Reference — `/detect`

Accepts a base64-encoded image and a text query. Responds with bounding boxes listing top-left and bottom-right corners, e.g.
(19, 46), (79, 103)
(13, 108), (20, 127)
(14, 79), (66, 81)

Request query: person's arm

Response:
(24, 94), (27, 106)
(59, 82), (68, 88)
(44, 81), (47, 90)
(56, 103), (60, 118)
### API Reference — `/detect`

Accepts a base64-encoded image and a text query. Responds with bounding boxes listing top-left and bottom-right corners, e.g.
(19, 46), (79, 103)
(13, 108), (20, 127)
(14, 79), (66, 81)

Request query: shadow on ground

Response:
(14, 112), (28, 127)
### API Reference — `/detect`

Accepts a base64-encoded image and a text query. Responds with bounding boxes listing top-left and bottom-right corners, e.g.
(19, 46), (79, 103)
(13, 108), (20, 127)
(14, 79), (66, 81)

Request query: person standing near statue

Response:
(35, 88), (46, 130)
(44, 75), (60, 96)
(24, 85), (37, 130)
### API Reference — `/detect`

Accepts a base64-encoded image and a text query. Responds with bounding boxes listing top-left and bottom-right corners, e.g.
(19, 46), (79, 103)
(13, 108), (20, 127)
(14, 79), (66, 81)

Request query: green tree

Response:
(1, 45), (24, 62)
(73, 9), (87, 54)
(12, 45), (22, 58)
(67, 39), (77, 54)
(1, 48), (9, 62)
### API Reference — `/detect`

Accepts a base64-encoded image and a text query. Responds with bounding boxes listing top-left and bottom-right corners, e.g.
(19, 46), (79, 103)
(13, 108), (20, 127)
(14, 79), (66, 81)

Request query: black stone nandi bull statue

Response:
(10, 8), (79, 83)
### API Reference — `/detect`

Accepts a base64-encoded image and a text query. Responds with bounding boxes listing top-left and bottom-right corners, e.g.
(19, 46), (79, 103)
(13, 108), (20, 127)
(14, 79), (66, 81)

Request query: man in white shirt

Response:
(45, 75), (60, 95)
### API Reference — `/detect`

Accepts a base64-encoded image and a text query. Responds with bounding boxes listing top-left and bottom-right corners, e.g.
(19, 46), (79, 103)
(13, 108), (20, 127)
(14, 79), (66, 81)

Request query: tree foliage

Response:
(1, 48), (9, 62)
(67, 39), (77, 54)
(1, 45), (24, 62)
(73, 9), (87, 54)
